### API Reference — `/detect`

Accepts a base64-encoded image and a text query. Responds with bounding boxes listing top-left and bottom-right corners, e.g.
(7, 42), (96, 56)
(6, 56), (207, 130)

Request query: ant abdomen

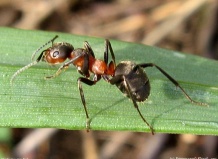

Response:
(114, 61), (150, 102)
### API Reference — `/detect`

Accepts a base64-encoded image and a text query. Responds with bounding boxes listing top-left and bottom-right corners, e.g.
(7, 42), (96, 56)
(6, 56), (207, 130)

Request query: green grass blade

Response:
(0, 27), (218, 135)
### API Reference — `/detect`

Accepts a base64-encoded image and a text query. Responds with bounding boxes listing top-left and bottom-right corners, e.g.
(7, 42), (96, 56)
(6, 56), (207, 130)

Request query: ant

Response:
(11, 36), (206, 135)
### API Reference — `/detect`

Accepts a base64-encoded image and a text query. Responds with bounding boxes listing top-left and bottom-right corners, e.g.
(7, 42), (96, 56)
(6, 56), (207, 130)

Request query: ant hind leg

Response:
(109, 75), (154, 134)
(138, 63), (208, 106)
(104, 39), (116, 66)
(123, 76), (154, 135)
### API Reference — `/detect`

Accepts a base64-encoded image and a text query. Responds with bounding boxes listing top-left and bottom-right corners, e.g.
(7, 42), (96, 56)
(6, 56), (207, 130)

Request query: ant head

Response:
(10, 35), (74, 84)
(43, 42), (74, 64)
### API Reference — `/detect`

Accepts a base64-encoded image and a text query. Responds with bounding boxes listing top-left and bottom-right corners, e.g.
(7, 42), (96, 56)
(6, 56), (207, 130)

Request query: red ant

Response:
(11, 36), (206, 134)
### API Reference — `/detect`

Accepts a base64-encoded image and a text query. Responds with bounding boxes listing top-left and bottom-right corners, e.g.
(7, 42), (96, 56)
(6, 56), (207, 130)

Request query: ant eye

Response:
(51, 51), (59, 58)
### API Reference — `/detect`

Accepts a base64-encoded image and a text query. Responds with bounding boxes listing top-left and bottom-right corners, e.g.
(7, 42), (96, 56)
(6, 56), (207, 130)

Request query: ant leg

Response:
(104, 40), (108, 64)
(104, 39), (116, 66)
(109, 75), (154, 135)
(123, 76), (154, 134)
(45, 64), (69, 79)
(78, 76), (100, 131)
(46, 51), (90, 79)
(45, 53), (86, 79)
(138, 63), (207, 106)
(80, 52), (90, 77)
(84, 41), (95, 58)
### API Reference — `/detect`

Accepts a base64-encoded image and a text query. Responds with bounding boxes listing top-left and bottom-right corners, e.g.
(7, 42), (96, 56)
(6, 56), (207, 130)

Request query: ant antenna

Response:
(10, 61), (38, 85)
(31, 35), (58, 61)
(10, 36), (58, 85)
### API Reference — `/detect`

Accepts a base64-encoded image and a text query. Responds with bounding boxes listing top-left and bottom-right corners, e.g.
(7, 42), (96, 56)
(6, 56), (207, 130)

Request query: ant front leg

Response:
(45, 53), (86, 79)
(77, 75), (101, 131)
(45, 62), (70, 79)
(138, 63), (207, 106)
(109, 75), (154, 135)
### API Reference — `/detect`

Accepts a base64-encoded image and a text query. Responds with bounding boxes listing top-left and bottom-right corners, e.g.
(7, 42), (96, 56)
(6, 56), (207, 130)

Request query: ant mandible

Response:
(11, 36), (206, 135)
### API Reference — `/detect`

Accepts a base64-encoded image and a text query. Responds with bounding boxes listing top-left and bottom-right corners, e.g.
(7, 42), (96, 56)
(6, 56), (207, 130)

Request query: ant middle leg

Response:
(77, 75), (101, 131)
(138, 63), (207, 106)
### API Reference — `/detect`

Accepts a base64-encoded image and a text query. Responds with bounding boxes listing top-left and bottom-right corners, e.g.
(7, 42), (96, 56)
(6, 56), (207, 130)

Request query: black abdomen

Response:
(115, 61), (151, 102)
